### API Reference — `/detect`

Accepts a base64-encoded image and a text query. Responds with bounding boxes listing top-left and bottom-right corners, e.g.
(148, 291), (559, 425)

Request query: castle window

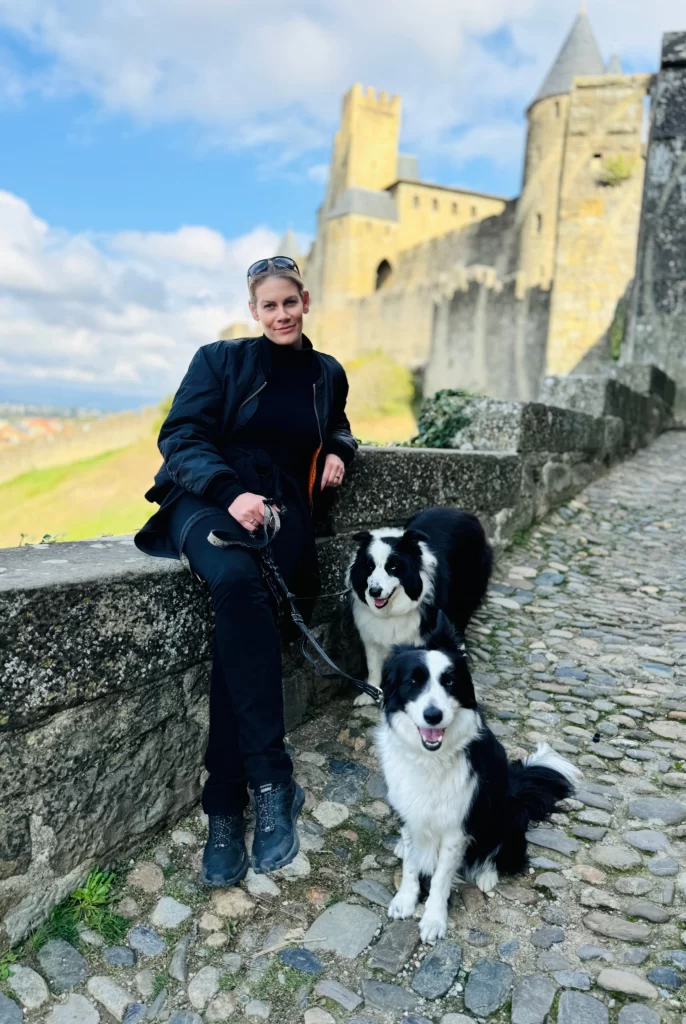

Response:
(413, 195), (420, 208)
(452, 202), (458, 214)
(432, 198), (439, 211)
(376, 259), (392, 291)
(471, 205), (477, 217)
(536, 213), (543, 234)
(555, 100), (560, 118)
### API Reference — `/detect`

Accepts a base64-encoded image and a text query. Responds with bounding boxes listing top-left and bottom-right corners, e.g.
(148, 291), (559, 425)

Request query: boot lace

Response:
(210, 814), (242, 849)
(255, 784), (277, 834)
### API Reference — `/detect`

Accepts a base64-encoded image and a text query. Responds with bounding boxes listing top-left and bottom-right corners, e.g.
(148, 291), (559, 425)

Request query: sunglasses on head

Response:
(247, 256), (300, 280)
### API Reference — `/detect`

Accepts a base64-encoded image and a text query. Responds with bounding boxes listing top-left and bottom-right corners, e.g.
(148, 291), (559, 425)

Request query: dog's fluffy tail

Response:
(509, 743), (581, 827)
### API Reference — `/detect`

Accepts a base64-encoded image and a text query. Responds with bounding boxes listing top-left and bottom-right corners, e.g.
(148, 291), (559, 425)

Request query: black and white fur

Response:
(377, 613), (580, 943)
(348, 508), (492, 704)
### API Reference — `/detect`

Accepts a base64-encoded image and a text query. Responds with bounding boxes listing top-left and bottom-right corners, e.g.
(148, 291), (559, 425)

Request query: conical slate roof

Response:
(533, 13), (605, 105)
(275, 228), (300, 261)
(605, 54), (623, 74)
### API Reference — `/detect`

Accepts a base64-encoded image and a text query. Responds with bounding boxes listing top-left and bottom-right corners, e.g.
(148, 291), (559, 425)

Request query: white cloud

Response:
(0, 189), (279, 399)
(0, 0), (682, 167)
(307, 164), (330, 185)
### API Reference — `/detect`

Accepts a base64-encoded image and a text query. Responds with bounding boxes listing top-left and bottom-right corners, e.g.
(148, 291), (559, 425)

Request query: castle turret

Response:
(518, 12), (605, 289)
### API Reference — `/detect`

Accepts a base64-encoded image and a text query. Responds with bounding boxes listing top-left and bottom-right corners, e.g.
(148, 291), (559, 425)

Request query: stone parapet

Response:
(539, 365), (673, 449)
(0, 369), (676, 949)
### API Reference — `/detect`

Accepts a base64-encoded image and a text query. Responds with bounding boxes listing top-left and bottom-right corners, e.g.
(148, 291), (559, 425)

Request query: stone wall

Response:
(425, 275), (551, 402)
(309, 203), (519, 371)
(0, 365), (675, 950)
(624, 33), (686, 426)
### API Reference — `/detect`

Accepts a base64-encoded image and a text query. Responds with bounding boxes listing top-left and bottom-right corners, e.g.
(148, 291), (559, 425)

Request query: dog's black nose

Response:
(423, 706), (443, 725)
(368, 585), (383, 598)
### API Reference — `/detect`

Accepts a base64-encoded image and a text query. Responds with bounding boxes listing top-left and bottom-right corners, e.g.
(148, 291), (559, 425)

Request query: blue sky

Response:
(0, 0), (678, 410)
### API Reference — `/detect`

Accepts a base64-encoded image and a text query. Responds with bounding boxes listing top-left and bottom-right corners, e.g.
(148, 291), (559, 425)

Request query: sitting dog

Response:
(376, 613), (580, 943)
(348, 507), (492, 703)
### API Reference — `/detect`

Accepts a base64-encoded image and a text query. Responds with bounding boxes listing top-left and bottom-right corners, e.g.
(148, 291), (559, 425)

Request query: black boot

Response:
(251, 780), (305, 874)
(201, 813), (249, 887)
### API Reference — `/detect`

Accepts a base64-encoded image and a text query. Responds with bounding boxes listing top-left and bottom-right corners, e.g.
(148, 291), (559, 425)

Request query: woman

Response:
(135, 256), (356, 886)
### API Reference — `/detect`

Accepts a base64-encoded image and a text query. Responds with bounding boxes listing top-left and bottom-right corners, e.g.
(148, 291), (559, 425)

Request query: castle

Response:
(225, 13), (652, 402)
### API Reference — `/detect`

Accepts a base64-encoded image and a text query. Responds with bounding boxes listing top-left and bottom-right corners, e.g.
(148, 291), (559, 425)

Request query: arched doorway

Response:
(376, 259), (392, 290)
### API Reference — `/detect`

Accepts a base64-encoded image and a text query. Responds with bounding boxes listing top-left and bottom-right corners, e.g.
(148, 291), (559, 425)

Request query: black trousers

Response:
(168, 492), (310, 815)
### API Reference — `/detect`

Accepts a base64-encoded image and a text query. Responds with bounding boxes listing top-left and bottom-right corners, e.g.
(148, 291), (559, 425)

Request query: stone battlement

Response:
(0, 366), (676, 949)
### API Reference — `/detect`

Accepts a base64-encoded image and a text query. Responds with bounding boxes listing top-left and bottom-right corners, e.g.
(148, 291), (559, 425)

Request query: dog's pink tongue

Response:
(419, 727), (445, 743)
(374, 597), (388, 608)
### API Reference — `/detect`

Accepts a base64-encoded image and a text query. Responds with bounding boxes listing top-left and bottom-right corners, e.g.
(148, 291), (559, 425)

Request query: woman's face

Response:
(250, 276), (310, 347)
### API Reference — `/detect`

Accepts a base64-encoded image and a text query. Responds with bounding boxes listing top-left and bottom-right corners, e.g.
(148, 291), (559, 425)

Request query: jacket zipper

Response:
(238, 380), (267, 412)
(307, 381), (324, 508)
(312, 382), (323, 448)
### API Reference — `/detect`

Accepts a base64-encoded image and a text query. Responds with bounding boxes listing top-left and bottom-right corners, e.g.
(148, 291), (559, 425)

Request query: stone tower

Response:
(326, 84), (402, 211)
(545, 64), (650, 375)
(517, 13), (605, 290)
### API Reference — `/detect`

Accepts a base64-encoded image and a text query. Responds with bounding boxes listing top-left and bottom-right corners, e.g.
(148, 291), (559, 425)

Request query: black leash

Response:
(206, 502), (383, 706)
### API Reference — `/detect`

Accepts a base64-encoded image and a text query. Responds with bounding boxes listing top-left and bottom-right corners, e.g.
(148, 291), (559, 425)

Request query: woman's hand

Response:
(228, 493), (278, 532)
(321, 453), (346, 490)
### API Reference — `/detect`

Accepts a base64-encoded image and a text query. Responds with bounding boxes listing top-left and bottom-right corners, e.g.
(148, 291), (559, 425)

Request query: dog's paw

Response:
(393, 838), (405, 859)
(473, 863), (499, 894)
(353, 686), (381, 707)
(419, 906), (448, 944)
(388, 890), (417, 920)
(353, 691), (375, 707)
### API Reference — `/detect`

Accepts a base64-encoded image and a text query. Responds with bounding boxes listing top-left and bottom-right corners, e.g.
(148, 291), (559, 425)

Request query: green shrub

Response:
(598, 154), (635, 187)
(403, 389), (475, 449)
(30, 869), (128, 951)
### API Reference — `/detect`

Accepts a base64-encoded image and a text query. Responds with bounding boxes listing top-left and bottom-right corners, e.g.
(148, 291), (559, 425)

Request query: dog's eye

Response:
(441, 673), (454, 690)
(387, 560), (400, 574)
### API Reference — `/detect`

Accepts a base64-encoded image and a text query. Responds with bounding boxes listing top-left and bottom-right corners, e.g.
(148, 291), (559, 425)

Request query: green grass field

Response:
(0, 439), (161, 547)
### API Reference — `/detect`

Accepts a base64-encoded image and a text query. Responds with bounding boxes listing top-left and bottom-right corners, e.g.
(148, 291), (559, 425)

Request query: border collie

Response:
(348, 508), (492, 704)
(376, 613), (580, 943)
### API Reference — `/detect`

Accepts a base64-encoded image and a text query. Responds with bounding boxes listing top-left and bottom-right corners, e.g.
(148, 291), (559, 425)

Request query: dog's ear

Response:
(396, 528), (429, 552)
(352, 530), (372, 546)
(427, 610), (463, 656)
(380, 647), (404, 701)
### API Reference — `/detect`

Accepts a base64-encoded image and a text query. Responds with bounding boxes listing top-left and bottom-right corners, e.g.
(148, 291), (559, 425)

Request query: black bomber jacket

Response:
(134, 334), (357, 560)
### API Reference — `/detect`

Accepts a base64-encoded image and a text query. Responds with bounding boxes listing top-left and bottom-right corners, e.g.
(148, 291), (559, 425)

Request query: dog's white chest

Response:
(378, 726), (477, 861)
(352, 603), (422, 647)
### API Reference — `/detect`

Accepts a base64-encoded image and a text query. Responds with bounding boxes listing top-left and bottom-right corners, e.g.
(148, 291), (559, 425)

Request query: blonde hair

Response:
(248, 266), (305, 304)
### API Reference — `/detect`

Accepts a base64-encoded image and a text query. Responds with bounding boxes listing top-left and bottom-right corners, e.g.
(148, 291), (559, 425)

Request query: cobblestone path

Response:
(3, 431), (686, 1024)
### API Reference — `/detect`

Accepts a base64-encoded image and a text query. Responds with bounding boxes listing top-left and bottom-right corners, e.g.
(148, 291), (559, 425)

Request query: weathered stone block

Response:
(652, 69), (686, 139)
(661, 32), (686, 69)
(447, 399), (606, 455)
(326, 447), (523, 534)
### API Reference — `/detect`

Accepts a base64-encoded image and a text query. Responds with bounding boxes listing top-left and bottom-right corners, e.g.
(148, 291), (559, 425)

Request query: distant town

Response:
(0, 404), (104, 447)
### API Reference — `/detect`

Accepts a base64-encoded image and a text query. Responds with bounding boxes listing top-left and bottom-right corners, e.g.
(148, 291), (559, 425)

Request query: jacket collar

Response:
(258, 332), (314, 376)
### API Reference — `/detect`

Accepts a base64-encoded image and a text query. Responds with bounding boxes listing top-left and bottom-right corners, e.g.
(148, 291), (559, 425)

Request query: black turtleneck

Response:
(207, 338), (321, 509)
